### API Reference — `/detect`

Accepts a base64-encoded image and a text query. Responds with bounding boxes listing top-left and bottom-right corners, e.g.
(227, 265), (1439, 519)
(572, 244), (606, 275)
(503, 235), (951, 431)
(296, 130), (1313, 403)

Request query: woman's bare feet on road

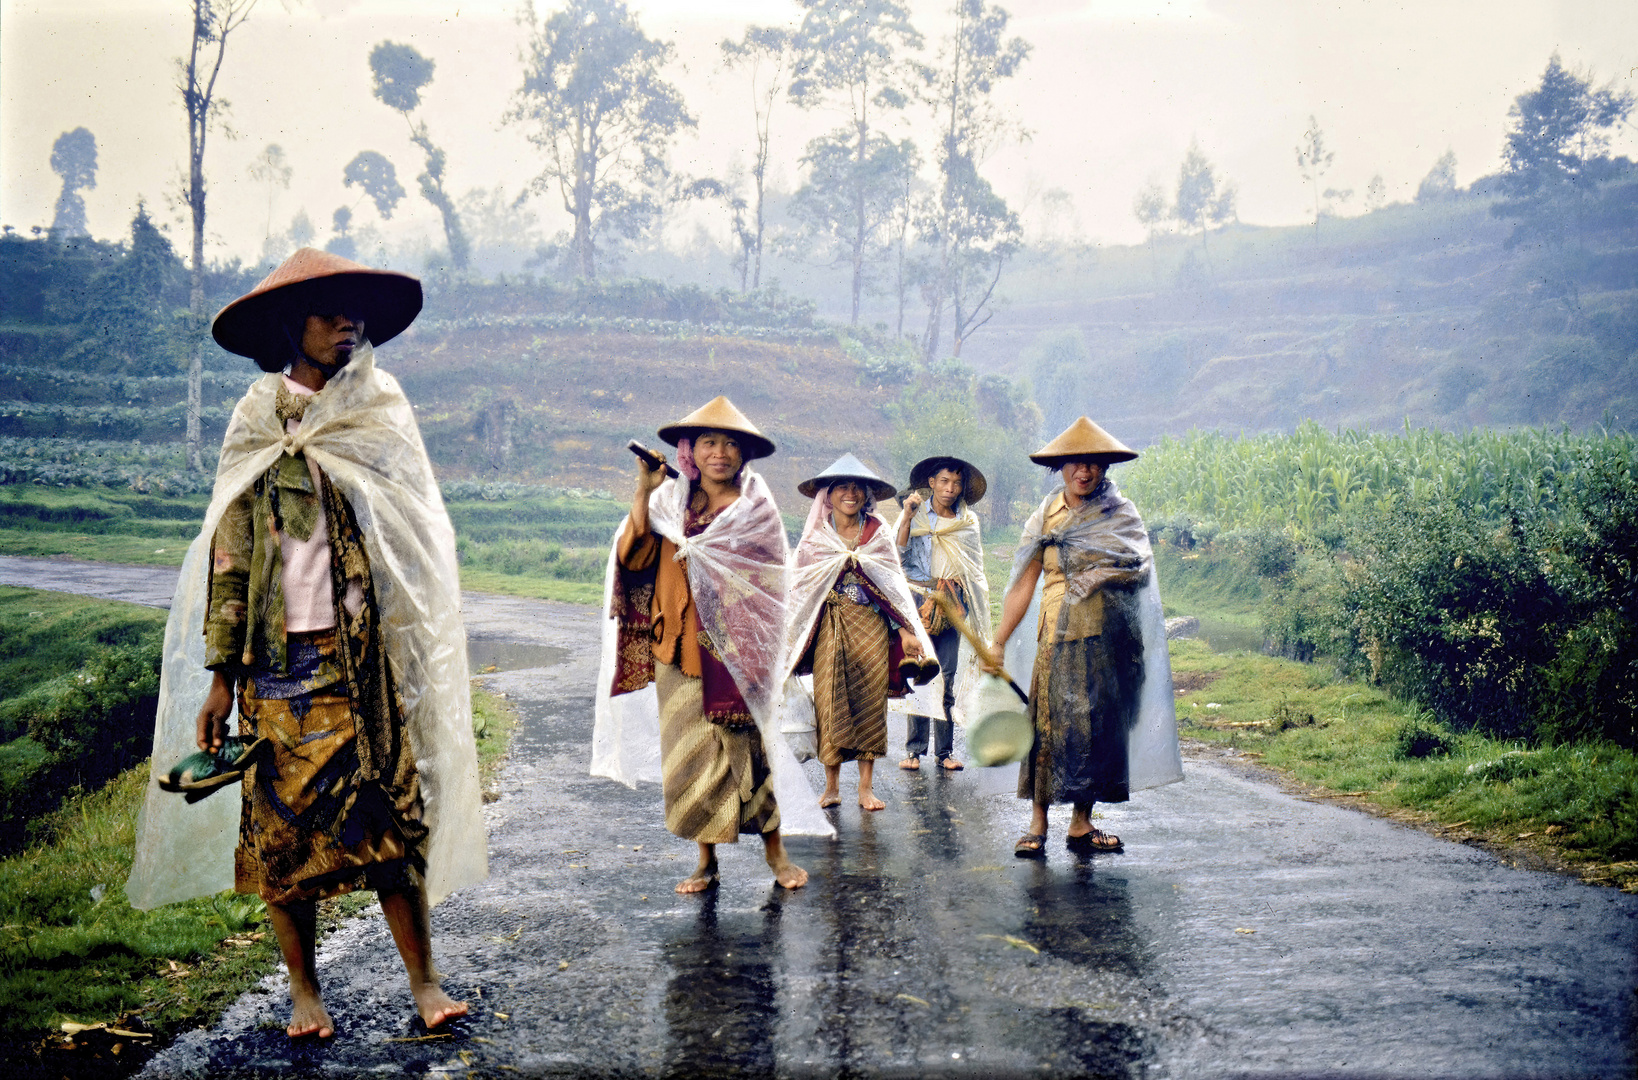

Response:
(818, 789), (841, 808)
(413, 984), (468, 1029)
(858, 790), (885, 811)
(287, 990), (333, 1039)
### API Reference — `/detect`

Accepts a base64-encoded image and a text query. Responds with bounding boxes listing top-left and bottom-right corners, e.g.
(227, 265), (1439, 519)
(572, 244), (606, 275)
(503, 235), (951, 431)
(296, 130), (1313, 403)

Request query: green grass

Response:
(0, 683), (520, 1054)
(1168, 638), (1638, 888)
(0, 528), (190, 566)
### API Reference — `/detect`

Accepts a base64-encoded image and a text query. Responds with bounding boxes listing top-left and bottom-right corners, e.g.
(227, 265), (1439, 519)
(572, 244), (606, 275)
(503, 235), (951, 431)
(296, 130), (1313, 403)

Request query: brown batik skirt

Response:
(811, 595), (891, 767)
(656, 662), (779, 844)
(235, 630), (424, 904)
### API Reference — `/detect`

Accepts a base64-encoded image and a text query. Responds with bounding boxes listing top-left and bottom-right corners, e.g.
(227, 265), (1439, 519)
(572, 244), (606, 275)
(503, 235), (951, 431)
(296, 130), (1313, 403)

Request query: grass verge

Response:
(1167, 638), (1638, 891)
(4, 683), (520, 1075)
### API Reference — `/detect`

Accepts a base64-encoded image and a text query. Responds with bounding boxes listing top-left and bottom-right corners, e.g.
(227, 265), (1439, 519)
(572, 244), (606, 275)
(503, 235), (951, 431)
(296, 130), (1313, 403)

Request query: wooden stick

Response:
(921, 587), (1029, 706)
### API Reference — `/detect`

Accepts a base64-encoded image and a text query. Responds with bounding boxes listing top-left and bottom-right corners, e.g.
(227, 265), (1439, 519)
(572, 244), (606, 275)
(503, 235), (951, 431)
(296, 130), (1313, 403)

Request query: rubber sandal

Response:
(1014, 832), (1047, 859)
(899, 756), (921, 771)
(1066, 828), (1123, 853)
(938, 757), (964, 771)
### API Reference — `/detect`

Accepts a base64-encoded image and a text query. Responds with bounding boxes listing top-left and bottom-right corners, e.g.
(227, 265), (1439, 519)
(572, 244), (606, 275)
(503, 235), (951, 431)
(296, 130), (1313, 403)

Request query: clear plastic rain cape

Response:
(779, 488), (936, 727)
(891, 503), (991, 722)
(591, 470), (833, 838)
(999, 480), (1182, 792)
(126, 343), (486, 910)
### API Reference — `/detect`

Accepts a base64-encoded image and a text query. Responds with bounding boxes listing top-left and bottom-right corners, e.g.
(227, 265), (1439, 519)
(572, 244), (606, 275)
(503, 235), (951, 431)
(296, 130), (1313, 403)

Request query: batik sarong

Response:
(235, 628), (425, 904)
(657, 662), (780, 844)
(811, 589), (891, 766)
(1017, 587), (1146, 806)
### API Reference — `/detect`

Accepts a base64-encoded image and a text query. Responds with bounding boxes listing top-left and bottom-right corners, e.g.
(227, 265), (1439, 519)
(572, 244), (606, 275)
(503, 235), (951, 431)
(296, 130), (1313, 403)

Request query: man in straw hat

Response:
(594, 397), (823, 893)
(986, 417), (1182, 857)
(893, 456), (992, 772)
(784, 454), (933, 812)
(125, 249), (483, 1038)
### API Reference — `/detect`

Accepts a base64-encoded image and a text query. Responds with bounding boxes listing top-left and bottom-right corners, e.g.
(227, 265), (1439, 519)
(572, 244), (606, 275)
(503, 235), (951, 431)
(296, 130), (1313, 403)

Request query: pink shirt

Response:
(279, 377), (363, 631)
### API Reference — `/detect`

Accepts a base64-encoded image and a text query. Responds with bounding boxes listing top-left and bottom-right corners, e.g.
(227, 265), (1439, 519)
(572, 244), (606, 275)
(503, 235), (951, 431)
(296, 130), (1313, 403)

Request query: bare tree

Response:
(181, 0), (257, 472)
(507, 0), (694, 280)
(790, 0), (923, 325)
(370, 41), (470, 270)
(1132, 178), (1168, 279)
(247, 143), (292, 242)
(917, 0), (1029, 360)
(720, 26), (794, 292)
(49, 128), (98, 239)
(1173, 139), (1235, 264)
(1363, 173), (1387, 212)
(1295, 114), (1334, 241)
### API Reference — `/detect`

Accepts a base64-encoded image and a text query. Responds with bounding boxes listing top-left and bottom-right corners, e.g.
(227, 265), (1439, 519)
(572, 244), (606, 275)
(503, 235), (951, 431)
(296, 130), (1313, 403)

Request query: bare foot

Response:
(939, 757), (964, 771)
(858, 791), (885, 811)
(768, 857), (808, 889)
(412, 983), (469, 1029)
(898, 756), (920, 771)
(676, 855), (720, 893)
(287, 990), (334, 1039)
(818, 791), (841, 809)
(762, 831), (807, 889)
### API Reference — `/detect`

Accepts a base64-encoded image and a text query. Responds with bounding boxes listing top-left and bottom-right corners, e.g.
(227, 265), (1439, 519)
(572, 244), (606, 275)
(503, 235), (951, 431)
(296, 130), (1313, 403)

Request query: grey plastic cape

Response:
(999, 481), (1183, 793)
(125, 343), (486, 910)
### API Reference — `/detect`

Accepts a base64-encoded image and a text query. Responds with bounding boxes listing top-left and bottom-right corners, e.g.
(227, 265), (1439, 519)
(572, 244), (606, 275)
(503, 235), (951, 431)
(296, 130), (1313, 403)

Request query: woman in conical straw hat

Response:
(783, 454), (934, 813)
(126, 248), (481, 1037)
(594, 396), (828, 894)
(892, 455), (991, 772)
(985, 418), (1182, 858)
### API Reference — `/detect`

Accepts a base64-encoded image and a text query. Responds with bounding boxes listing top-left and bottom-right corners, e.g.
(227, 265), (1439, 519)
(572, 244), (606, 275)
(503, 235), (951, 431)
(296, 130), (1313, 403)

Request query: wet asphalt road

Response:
(4, 555), (1637, 1079)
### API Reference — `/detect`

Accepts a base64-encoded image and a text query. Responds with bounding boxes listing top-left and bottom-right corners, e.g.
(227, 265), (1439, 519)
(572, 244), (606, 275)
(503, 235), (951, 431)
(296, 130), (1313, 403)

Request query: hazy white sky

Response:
(3, 0), (1635, 259)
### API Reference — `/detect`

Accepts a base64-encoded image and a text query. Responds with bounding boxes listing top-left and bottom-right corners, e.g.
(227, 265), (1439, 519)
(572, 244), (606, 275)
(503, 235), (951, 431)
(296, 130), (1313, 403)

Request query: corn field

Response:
(1121, 420), (1638, 533)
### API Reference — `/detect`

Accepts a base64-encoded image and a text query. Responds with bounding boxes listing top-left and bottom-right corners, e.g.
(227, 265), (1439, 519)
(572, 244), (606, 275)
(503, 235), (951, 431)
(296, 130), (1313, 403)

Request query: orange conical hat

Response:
(657, 395), (776, 460)
(1028, 417), (1138, 465)
(211, 247), (422, 365)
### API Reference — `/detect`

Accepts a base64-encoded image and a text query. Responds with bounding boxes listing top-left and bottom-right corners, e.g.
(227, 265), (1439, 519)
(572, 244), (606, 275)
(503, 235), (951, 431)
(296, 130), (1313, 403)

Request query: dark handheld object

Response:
(158, 736), (268, 804)
(628, 440), (679, 479)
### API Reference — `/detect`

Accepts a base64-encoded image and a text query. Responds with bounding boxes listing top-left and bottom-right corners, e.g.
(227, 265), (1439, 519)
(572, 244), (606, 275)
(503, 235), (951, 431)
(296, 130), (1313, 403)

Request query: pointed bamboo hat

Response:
(1029, 417), (1138, 465)
(906, 455), (987, 505)
(212, 247), (423, 369)
(657, 395), (775, 460)
(798, 453), (896, 500)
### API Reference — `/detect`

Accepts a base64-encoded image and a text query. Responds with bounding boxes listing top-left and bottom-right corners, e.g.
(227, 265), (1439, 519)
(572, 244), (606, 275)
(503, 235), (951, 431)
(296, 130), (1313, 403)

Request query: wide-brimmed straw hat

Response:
(905, 455), (987, 505)
(1028, 417), (1138, 466)
(798, 453), (896, 500)
(212, 247), (423, 369)
(657, 395), (776, 460)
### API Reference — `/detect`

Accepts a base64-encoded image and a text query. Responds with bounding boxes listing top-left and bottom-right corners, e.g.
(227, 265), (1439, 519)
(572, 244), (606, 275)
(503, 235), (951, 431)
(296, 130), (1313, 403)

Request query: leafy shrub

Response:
(1392, 717), (1455, 759)
(1463, 750), (1540, 784)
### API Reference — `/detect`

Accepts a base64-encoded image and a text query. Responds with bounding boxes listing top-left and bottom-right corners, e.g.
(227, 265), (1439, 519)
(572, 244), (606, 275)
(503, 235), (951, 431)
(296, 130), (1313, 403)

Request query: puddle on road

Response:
(468, 639), (571, 675)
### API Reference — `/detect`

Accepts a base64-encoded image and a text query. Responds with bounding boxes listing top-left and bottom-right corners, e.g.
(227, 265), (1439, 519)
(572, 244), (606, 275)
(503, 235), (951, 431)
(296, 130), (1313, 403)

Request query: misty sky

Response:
(3, 0), (1635, 261)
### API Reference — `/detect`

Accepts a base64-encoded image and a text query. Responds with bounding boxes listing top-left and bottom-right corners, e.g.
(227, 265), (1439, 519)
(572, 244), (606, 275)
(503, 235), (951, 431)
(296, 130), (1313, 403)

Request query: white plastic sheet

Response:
(126, 343), (486, 910)
(590, 469), (832, 838)
(890, 502), (991, 724)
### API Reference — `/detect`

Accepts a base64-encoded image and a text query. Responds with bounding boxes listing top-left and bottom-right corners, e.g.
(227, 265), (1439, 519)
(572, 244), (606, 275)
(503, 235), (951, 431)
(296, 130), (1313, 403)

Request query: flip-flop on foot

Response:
(1014, 832), (1047, 859)
(1066, 829), (1123, 853)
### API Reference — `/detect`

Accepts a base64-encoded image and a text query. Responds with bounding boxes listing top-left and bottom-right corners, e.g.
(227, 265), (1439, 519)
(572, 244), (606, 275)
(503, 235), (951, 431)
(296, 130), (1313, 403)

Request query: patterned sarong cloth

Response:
(657, 662), (779, 843)
(236, 628), (424, 904)
(811, 589), (891, 766)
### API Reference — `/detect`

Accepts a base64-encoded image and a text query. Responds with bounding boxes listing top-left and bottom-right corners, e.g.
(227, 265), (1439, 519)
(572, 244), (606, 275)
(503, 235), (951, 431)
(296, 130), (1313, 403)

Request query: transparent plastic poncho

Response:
(125, 343), (486, 910)
(591, 468), (832, 838)
(890, 502), (992, 723)
(778, 486), (936, 730)
(1000, 480), (1183, 793)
